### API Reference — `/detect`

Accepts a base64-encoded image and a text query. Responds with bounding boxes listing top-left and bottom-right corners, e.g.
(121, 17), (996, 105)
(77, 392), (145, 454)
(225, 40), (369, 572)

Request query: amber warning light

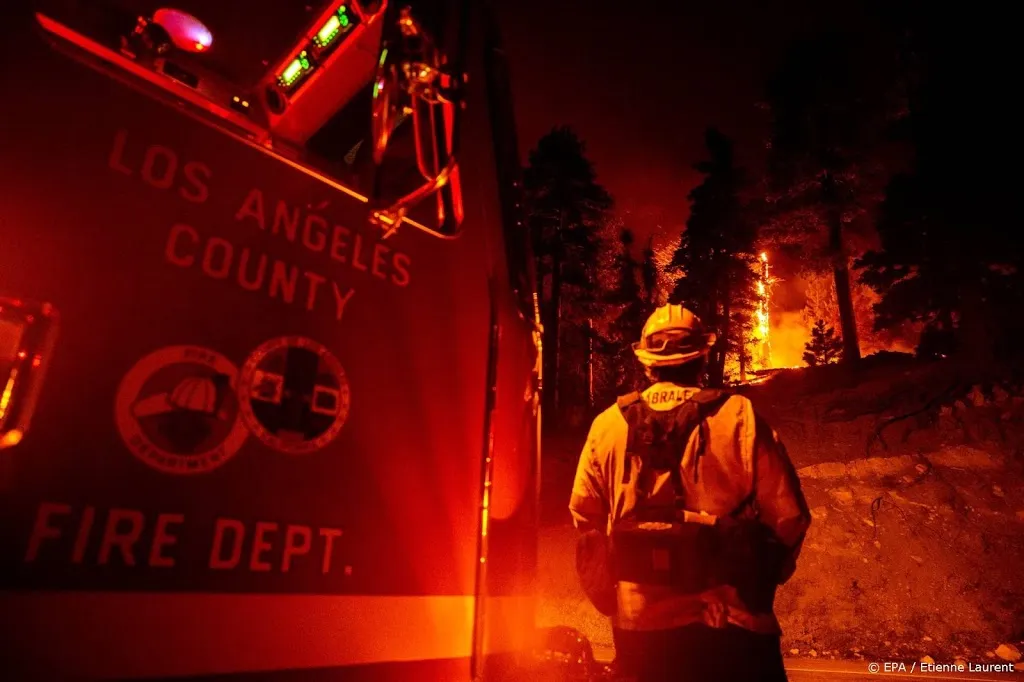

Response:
(152, 8), (213, 53)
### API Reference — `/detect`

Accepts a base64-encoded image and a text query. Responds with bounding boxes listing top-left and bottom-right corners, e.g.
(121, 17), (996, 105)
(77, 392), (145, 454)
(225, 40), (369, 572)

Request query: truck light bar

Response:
(314, 5), (358, 49)
(32, 8), (435, 237)
(277, 50), (313, 89)
(273, 2), (363, 94)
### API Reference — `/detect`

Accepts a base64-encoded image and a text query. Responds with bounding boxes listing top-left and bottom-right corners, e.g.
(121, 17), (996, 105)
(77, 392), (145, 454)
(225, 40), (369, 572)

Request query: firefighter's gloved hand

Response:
(576, 529), (617, 617)
(714, 517), (787, 611)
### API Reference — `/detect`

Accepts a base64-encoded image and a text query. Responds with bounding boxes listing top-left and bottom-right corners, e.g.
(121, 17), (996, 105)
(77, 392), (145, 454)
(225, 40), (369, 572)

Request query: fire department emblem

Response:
(114, 346), (249, 474)
(237, 336), (350, 455)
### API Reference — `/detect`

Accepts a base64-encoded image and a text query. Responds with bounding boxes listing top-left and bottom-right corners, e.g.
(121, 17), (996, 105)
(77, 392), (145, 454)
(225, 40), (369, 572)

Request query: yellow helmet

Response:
(632, 304), (716, 367)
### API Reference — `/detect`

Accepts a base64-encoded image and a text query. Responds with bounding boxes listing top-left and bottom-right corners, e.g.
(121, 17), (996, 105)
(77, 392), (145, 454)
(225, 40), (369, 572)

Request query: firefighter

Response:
(570, 304), (811, 682)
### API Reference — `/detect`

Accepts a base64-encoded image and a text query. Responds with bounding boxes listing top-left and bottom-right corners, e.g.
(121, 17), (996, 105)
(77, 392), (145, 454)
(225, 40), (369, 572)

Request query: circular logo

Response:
(237, 336), (351, 455)
(114, 346), (249, 475)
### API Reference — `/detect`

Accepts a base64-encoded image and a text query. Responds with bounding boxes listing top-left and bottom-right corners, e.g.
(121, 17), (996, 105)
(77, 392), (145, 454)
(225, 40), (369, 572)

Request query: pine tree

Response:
(651, 230), (682, 303)
(603, 229), (648, 395)
(669, 128), (758, 386)
(856, 10), (1023, 364)
(524, 126), (612, 424)
(803, 319), (843, 366)
(729, 307), (756, 383)
(640, 236), (659, 309)
(763, 29), (898, 365)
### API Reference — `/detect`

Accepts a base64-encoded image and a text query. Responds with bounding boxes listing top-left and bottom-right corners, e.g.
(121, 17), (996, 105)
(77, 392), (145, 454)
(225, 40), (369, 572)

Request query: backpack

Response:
(575, 389), (733, 616)
(611, 389), (736, 590)
(616, 389), (788, 612)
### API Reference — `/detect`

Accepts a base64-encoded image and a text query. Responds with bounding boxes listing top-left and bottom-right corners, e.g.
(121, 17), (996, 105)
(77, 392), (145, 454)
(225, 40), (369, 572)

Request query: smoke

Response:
(651, 231), (682, 305)
(796, 270), (922, 360)
(769, 311), (812, 368)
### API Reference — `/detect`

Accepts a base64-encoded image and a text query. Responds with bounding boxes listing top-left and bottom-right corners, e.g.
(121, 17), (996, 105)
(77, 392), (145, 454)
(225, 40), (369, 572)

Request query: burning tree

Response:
(803, 319), (843, 366)
(721, 251), (777, 383)
(751, 252), (776, 369)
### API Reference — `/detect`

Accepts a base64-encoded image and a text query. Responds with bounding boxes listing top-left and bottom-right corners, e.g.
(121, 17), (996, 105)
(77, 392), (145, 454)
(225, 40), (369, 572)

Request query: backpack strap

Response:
(684, 389), (733, 484)
(728, 487), (760, 520)
(617, 391), (642, 411)
(617, 388), (735, 498)
(665, 401), (701, 501)
(690, 388), (732, 407)
(617, 392), (645, 452)
(689, 390), (759, 518)
(617, 390), (704, 499)
(616, 392), (645, 484)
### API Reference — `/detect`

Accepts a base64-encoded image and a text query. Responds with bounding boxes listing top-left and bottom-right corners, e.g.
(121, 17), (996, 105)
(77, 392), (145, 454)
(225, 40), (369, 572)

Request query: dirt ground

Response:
(537, 357), (1024, 667)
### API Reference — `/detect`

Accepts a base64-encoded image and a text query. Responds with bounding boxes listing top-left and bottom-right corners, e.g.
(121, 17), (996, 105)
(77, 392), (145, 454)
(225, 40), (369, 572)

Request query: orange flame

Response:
(753, 252), (772, 369)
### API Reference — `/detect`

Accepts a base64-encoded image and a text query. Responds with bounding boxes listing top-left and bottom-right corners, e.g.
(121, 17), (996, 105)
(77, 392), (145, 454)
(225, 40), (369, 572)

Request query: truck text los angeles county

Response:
(0, 1), (579, 679)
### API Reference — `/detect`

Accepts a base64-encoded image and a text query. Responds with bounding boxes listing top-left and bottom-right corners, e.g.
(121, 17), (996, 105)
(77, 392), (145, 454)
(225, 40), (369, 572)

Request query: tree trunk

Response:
(711, 283), (732, 387)
(939, 307), (954, 331)
(957, 279), (994, 370)
(543, 246), (563, 424)
(587, 317), (594, 410)
(832, 253), (861, 364)
(823, 173), (861, 364)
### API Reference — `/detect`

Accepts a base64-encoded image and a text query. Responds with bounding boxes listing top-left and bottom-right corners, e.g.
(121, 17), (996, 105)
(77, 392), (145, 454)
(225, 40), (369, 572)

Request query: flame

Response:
(753, 252), (773, 368)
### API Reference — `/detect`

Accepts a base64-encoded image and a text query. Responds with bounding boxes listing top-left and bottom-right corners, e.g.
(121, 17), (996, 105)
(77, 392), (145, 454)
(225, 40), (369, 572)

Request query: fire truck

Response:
(0, 1), (599, 679)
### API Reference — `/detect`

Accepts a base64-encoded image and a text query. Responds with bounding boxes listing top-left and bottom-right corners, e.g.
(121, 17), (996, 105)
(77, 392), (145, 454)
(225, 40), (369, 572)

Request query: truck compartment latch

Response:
(0, 298), (60, 451)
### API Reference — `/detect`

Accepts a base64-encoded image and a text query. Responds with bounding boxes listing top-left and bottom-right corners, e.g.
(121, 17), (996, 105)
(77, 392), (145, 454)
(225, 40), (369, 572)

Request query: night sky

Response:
(495, 0), (875, 243)
(89, 0), (871, 246)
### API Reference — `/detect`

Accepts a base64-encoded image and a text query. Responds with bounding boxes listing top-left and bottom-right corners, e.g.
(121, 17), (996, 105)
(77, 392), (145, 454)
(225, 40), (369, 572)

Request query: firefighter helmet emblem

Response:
(237, 336), (350, 455)
(114, 346), (249, 474)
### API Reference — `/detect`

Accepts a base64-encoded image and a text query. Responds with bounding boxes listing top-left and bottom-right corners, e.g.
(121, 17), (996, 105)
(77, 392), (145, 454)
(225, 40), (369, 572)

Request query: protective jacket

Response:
(570, 382), (810, 633)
